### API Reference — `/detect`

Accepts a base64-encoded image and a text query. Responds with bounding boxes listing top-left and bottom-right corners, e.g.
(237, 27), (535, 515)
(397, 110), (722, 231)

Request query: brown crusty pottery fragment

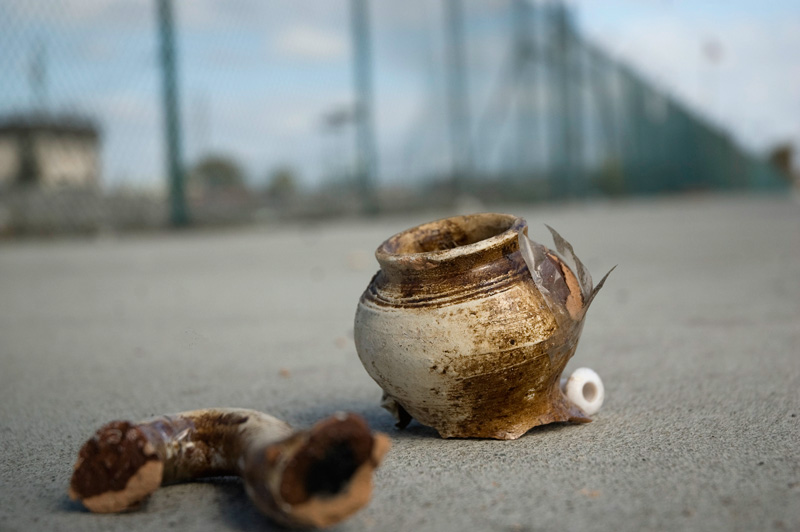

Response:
(354, 213), (611, 440)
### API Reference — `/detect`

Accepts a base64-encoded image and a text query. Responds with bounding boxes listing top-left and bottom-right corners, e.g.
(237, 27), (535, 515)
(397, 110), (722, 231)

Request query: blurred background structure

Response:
(0, 0), (796, 234)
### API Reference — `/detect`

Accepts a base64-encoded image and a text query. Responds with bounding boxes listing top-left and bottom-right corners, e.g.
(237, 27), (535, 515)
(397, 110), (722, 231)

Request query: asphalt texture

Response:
(1, 194), (798, 532)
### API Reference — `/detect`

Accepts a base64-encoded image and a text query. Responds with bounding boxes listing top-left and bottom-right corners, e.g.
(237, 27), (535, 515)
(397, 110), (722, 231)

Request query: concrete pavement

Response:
(1, 193), (798, 531)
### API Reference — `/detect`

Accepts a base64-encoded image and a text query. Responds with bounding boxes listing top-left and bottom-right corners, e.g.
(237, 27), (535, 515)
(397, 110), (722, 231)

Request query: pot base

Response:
(382, 385), (591, 440)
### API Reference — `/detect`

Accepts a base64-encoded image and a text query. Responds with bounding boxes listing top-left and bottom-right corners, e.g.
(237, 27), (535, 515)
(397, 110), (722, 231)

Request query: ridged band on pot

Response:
(354, 213), (611, 440)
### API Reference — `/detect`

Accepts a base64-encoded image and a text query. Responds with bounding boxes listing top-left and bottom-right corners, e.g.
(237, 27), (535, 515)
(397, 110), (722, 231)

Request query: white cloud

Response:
(274, 25), (348, 61)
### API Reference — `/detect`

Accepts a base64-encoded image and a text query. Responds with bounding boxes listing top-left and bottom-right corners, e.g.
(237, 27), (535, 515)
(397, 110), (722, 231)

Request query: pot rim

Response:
(375, 212), (526, 267)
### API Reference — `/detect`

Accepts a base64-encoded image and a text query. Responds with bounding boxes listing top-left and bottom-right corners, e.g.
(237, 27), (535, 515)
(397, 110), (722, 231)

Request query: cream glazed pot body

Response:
(354, 213), (592, 440)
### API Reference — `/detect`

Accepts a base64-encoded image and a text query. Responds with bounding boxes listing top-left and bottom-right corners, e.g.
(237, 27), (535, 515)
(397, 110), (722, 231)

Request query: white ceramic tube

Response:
(560, 367), (604, 415)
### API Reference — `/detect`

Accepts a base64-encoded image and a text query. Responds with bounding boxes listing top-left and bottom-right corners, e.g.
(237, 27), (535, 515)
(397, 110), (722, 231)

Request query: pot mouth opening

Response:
(377, 213), (524, 261)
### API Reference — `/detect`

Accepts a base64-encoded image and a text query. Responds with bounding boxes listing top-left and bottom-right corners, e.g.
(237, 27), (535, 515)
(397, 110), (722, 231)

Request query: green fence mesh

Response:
(0, 0), (787, 233)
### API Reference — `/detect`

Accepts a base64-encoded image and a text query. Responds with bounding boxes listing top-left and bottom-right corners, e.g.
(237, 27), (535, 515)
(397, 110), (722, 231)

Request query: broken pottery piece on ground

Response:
(69, 408), (390, 529)
(354, 213), (612, 439)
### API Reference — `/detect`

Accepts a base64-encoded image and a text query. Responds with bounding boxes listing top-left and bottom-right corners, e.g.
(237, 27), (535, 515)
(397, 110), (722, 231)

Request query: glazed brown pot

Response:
(354, 213), (605, 440)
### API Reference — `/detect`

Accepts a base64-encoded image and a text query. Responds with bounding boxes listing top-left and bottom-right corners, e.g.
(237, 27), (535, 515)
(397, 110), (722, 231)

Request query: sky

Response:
(1, 0), (798, 190)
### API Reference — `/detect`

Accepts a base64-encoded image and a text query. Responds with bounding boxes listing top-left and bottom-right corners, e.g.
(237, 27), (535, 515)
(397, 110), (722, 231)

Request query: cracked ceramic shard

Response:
(354, 213), (611, 440)
(68, 409), (390, 528)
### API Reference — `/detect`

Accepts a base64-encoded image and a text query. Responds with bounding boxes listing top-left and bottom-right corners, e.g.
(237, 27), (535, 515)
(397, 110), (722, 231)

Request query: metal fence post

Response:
(444, 0), (473, 196)
(157, 0), (189, 227)
(350, 0), (378, 214)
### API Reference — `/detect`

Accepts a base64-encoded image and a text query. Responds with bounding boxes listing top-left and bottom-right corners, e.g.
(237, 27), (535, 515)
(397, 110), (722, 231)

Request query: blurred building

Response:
(0, 114), (101, 190)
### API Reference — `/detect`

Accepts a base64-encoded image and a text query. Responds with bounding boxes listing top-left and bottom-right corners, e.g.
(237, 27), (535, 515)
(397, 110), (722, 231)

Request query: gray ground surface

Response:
(1, 194), (798, 532)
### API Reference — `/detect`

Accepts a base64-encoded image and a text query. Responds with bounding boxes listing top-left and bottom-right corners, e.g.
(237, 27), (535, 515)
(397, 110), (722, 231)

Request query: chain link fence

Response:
(0, 0), (788, 235)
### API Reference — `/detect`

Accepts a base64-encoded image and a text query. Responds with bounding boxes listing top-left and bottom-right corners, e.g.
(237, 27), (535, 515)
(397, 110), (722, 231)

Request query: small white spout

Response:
(560, 367), (604, 415)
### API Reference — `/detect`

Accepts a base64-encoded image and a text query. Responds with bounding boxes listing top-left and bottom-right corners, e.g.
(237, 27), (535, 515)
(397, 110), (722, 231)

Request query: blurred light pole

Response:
(29, 39), (48, 113)
(321, 105), (356, 186)
(350, 0), (378, 214)
(549, 2), (582, 199)
(702, 38), (724, 123)
(444, 0), (472, 196)
(512, 0), (537, 182)
(157, 0), (189, 226)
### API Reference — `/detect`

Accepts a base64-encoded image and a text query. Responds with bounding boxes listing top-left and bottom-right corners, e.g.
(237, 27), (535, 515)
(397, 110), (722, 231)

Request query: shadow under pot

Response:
(354, 212), (609, 440)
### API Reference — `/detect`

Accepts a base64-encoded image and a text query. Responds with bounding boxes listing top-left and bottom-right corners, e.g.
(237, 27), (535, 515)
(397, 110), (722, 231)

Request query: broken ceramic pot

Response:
(354, 213), (611, 439)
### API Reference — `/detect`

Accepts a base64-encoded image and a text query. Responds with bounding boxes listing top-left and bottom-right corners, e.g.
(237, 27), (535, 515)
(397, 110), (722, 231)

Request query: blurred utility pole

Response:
(444, 0), (472, 196)
(321, 105), (356, 185)
(512, 0), (538, 182)
(702, 39), (724, 124)
(29, 39), (48, 113)
(156, 0), (189, 226)
(191, 92), (211, 161)
(549, 2), (582, 199)
(350, 0), (378, 215)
